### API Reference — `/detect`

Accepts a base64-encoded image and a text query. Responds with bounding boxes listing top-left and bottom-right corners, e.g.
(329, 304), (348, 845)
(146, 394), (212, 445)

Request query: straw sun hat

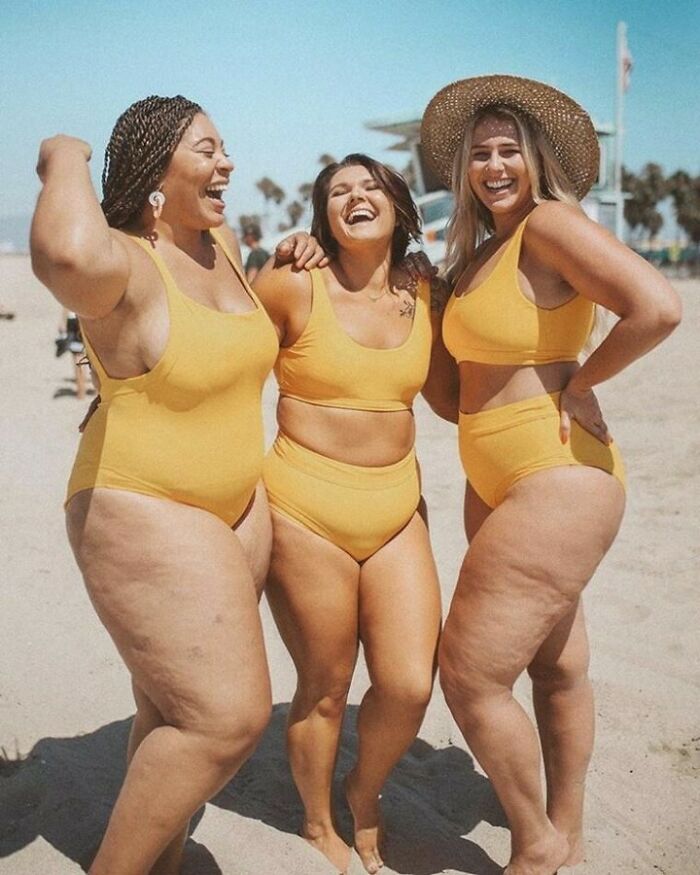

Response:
(421, 74), (599, 200)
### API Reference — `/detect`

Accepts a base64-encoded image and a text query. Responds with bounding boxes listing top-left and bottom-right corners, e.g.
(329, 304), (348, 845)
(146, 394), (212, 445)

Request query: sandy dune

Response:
(0, 255), (697, 874)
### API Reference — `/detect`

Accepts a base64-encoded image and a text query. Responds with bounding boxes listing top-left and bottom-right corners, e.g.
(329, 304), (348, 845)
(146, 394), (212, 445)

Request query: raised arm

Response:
(31, 136), (130, 319)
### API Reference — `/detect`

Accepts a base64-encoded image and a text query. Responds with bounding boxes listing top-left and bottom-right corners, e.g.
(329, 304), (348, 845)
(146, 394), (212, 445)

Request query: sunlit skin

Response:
(422, 111), (681, 874)
(253, 162), (442, 874)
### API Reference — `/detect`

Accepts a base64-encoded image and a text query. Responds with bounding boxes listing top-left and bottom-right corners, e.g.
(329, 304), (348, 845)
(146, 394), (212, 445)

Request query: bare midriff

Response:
(458, 360), (580, 413)
(278, 396), (415, 467)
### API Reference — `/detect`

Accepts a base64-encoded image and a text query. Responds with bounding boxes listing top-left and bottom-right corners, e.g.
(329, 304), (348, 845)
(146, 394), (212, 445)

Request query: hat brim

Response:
(420, 74), (599, 200)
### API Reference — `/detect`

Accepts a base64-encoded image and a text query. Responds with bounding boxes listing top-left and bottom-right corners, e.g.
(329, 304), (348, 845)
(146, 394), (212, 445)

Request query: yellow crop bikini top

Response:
(275, 268), (432, 411)
(442, 215), (594, 365)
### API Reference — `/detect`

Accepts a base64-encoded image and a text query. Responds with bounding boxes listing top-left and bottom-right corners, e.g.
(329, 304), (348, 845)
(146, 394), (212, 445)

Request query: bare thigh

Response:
(66, 489), (271, 728)
(443, 467), (625, 685)
(360, 510), (441, 690)
(265, 512), (360, 687)
(234, 482), (273, 598)
(464, 482), (493, 543)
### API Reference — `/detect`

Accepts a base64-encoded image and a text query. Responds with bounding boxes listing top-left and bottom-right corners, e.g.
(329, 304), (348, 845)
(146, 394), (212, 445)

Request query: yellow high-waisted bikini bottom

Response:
(262, 433), (420, 562)
(458, 392), (626, 509)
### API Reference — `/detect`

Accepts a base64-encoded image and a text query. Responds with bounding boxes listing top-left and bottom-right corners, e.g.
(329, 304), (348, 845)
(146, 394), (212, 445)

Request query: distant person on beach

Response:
(242, 222), (269, 282)
(55, 307), (87, 399)
(30, 95), (324, 875)
(420, 75), (681, 874)
(253, 155), (442, 874)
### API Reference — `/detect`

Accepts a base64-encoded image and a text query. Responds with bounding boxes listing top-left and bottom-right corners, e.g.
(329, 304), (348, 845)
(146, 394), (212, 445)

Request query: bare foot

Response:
(344, 772), (384, 874)
(504, 826), (570, 875)
(300, 821), (352, 874)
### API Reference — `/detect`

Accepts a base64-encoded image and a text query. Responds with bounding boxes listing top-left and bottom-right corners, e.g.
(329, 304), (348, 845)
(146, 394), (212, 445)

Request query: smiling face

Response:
(325, 163), (396, 252)
(158, 113), (234, 229)
(467, 115), (534, 218)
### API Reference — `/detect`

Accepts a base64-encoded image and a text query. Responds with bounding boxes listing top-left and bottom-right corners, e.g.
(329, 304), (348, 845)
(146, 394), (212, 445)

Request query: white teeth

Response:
(485, 180), (513, 190)
(347, 208), (374, 224)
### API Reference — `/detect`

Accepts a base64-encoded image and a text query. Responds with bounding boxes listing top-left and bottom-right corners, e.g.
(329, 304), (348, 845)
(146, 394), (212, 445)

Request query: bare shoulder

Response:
(216, 222), (244, 264)
(110, 228), (156, 281)
(106, 228), (172, 315)
(524, 201), (621, 266)
(525, 201), (595, 241)
(252, 258), (312, 323)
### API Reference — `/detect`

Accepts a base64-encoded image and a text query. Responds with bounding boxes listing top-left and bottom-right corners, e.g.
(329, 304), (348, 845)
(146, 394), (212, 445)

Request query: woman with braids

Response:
(30, 95), (324, 875)
(253, 155), (443, 875)
(419, 76), (681, 873)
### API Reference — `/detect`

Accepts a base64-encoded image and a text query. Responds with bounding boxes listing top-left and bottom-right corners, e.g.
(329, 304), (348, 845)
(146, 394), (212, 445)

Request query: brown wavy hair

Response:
(311, 154), (421, 265)
(101, 95), (203, 228)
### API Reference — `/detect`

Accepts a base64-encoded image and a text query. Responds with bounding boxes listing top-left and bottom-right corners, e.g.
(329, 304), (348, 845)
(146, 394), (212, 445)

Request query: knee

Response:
(374, 672), (434, 713)
(296, 673), (353, 721)
(527, 653), (590, 695)
(438, 634), (500, 713)
(195, 695), (272, 769)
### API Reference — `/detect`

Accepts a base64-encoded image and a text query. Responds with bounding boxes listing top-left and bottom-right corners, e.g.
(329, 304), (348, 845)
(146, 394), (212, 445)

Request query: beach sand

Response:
(0, 255), (697, 874)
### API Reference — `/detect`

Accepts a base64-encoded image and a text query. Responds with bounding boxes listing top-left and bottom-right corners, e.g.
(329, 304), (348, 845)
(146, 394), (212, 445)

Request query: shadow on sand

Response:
(0, 704), (505, 874)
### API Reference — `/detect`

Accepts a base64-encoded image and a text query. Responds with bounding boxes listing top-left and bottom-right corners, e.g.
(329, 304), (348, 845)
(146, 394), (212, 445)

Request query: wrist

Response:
(565, 376), (592, 398)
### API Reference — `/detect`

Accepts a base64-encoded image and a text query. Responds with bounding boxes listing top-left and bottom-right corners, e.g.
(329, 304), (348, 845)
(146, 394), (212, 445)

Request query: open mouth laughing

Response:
(484, 179), (514, 193)
(205, 183), (228, 204)
(345, 206), (376, 225)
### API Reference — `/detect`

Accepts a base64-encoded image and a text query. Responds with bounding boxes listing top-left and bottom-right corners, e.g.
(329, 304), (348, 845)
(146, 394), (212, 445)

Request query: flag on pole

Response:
(621, 29), (633, 91)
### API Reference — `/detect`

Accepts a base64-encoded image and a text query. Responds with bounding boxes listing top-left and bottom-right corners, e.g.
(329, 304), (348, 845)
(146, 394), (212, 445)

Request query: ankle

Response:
(302, 818), (337, 840)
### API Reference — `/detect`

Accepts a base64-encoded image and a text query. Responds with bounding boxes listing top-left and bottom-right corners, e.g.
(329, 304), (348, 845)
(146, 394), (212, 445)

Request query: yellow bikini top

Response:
(275, 268), (432, 411)
(442, 215), (594, 365)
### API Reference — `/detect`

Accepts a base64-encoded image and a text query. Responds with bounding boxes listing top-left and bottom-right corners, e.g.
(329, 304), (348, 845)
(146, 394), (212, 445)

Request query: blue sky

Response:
(2, 0), (698, 231)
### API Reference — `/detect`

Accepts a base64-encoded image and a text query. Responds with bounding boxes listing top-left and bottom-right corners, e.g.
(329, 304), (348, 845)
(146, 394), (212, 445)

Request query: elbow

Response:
(648, 289), (682, 341)
(31, 247), (80, 284)
(658, 291), (682, 335)
(425, 395), (459, 424)
(624, 287), (682, 345)
(30, 225), (86, 284)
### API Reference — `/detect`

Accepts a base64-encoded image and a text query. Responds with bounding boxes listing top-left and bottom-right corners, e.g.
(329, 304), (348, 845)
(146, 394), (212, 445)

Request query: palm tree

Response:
(668, 171), (700, 244)
(298, 182), (314, 202)
(286, 200), (304, 228)
(622, 163), (665, 242)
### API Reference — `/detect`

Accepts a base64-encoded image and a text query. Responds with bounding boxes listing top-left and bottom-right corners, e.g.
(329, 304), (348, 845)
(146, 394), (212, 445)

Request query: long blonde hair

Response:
(444, 105), (580, 285)
(444, 106), (605, 347)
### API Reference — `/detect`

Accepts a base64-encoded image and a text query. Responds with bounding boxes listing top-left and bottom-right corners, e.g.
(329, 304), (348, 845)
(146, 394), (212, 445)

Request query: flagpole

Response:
(614, 21), (626, 240)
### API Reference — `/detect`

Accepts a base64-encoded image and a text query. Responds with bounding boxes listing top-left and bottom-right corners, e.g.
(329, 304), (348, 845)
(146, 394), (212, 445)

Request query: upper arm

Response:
(525, 202), (680, 321)
(422, 307), (460, 423)
(30, 226), (131, 320)
(252, 260), (311, 344)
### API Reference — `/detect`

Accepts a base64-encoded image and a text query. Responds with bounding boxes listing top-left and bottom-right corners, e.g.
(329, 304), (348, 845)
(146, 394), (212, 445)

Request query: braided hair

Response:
(101, 95), (202, 228)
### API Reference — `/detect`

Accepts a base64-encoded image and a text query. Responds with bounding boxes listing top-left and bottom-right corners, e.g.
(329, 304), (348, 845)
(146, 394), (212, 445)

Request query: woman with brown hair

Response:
(420, 76), (681, 874)
(253, 154), (443, 874)
(30, 95), (322, 875)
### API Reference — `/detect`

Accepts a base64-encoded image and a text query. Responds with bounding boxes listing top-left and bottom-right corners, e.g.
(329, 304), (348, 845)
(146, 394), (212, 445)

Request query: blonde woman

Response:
(421, 76), (681, 874)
